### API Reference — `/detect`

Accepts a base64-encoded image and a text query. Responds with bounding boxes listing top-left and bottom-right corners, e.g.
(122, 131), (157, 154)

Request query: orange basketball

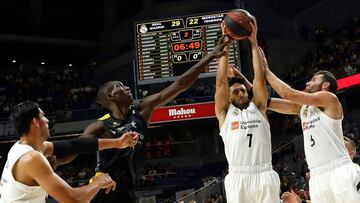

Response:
(224, 9), (253, 40)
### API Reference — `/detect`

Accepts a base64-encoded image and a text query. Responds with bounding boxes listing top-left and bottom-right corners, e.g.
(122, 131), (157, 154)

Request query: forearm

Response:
(265, 68), (293, 99)
(177, 53), (214, 88)
(250, 41), (265, 81)
(216, 54), (229, 86)
(231, 68), (252, 91)
(70, 183), (102, 203)
(98, 138), (121, 150)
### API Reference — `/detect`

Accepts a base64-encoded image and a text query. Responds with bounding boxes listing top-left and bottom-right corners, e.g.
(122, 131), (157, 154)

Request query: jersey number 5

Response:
(247, 134), (253, 148)
(310, 135), (315, 147)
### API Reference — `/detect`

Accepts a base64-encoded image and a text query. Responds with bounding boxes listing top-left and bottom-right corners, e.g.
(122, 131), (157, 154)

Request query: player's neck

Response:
(111, 105), (130, 120)
(19, 135), (42, 151)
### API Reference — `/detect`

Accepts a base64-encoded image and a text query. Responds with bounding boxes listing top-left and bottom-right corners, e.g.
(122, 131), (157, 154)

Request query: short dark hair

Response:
(228, 77), (245, 87)
(96, 81), (114, 107)
(10, 101), (40, 136)
(314, 70), (338, 93)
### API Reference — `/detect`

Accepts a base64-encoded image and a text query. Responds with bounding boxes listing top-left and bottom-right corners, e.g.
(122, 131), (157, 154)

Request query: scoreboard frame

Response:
(134, 10), (241, 86)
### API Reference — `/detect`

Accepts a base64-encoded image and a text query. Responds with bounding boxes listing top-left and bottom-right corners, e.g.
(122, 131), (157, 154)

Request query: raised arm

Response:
(18, 151), (116, 203)
(42, 122), (138, 167)
(248, 18), (268, 114)
(268, 98), (301, 115)
(139, 35), (231, 121)
(228, 64), (253, 92)
(265, 68), (341, 118)
(215, 24), (232, 128)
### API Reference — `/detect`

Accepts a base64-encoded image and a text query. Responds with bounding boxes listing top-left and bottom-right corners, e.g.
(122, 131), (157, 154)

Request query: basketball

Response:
(223, 9), (254, 40)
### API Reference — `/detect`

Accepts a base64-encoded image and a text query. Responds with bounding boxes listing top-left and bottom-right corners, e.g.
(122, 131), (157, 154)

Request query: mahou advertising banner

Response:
(149, 102), (215, 124)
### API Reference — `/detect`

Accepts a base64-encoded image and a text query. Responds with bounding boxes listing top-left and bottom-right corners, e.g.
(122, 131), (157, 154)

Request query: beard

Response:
(232, 100), (250, 110)
(306, 85), (321, 93)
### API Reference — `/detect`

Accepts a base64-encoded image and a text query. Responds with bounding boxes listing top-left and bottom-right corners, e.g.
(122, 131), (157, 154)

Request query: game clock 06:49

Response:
(171, 40), (202, 53)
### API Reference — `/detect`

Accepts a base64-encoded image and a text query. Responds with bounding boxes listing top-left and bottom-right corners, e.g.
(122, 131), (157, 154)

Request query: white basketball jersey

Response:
(220, 102), (272, 166)
(0, 142), (47, 203)
(300, 105), (350, 169)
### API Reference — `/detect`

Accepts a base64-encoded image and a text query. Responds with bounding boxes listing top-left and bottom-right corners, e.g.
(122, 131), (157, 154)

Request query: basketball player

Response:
(281, 136), (359, 203)
(0, 101), (139, 203)
(215, 18), (280, 203)
(61, 35), (232, 203)
(264, 56), (360, 202)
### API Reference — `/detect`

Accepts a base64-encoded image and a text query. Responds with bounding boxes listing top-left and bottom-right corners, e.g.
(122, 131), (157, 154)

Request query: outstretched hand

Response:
(116, 132), (139, 148)
(91, 173), (117, 194)
(211, 34), (232, 59)
(248, 15), (258, 43)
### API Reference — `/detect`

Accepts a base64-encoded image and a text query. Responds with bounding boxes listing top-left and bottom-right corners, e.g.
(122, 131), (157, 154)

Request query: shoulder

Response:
(83, 121), (107, 138)
(19, 151), (46, 166)
(314, 91), (339, 102)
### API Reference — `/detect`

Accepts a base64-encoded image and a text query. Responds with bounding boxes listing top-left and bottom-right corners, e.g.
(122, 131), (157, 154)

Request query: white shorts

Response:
(224, 163), (280, 203)
(309, 157), (360, 203)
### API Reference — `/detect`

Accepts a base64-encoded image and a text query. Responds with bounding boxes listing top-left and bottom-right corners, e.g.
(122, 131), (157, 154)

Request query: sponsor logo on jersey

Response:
(231, 121), (239, 130)
(240, 119), (261, 129)
(302, 117), (320, 131)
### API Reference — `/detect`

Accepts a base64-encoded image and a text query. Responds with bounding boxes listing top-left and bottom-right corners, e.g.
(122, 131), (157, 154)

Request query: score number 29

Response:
(171, 20), (181, 27)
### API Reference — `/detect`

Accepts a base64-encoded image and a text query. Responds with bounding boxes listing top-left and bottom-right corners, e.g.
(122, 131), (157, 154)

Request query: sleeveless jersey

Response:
(300, 105), (350, 169)
(96, 106), (147, 184)
(220, 102), (272, 166)
(0, 142), (47, 203)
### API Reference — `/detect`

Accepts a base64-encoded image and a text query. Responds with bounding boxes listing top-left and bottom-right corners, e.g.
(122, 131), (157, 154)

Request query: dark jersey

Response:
(96, 106), (147, 184)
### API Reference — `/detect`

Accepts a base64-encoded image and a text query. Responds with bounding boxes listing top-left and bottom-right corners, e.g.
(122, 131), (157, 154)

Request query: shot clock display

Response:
(135, 11), (240, 85)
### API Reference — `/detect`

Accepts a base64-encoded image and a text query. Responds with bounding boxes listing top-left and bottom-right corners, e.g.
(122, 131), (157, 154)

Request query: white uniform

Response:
(220, 102), (280, 203)
(0, 142), (47, 203)
(300, 105), (360, 203)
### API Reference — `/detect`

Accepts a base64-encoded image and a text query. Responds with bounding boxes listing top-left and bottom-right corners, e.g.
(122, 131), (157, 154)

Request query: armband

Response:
(53, 138), (99, 157)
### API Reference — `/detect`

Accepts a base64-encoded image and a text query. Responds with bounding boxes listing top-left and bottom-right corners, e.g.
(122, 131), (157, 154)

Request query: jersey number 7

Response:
(247, 134), (253, 148)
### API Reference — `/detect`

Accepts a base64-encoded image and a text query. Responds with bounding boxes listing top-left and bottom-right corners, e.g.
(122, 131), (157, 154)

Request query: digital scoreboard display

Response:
(134, 11), (240, 85)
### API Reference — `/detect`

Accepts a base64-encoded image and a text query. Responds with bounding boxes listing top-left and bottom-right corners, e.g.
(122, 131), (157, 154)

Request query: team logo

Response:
(232, 109), (240, 116)
(130, 121), (137, 129)
(139, 25), (148, 33)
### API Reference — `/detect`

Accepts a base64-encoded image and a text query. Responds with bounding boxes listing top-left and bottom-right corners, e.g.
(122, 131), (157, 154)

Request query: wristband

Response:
(89, 172), (104, 184)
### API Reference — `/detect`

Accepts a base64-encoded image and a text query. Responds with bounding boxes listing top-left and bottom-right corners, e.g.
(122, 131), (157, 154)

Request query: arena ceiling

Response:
(0, 0), (323, 66)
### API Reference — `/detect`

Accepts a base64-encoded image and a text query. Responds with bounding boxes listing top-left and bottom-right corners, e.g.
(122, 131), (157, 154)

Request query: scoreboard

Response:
(134, 11), (241, 85)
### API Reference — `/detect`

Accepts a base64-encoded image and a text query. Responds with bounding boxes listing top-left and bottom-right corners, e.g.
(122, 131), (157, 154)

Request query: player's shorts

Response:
(309, 156), (360, 203)
(224, 162), (280, 203)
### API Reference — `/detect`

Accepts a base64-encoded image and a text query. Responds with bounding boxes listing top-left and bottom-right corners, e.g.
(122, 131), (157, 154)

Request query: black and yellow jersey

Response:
(96, 106), (147, 183)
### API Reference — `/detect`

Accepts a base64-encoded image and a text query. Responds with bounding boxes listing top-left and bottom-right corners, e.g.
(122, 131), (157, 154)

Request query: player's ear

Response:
(322, 81), (330, 91)
(32, 117), (40, 128)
